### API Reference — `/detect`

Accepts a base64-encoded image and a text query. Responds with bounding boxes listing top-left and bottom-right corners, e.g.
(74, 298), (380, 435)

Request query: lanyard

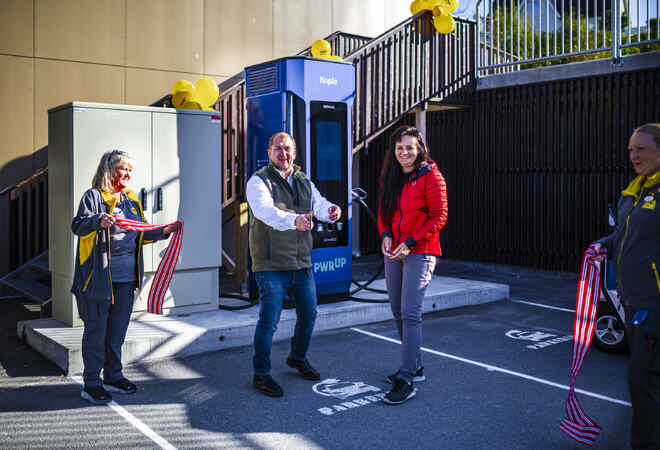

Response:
(558, 245), (606, 446)
(114, 217), (184, 315)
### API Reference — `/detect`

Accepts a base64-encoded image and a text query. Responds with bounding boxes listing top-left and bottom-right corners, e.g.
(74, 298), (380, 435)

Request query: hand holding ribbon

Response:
(558, 245), (607, 446)
(113, 217), (184, 315)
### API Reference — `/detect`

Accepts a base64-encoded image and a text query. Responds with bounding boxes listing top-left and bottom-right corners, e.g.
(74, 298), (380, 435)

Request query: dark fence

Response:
(357, 67), (660, 272)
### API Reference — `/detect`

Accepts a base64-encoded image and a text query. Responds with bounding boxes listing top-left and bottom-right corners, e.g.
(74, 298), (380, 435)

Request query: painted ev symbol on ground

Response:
(313, 378), (385, 416)
(505, 329), (573, 350)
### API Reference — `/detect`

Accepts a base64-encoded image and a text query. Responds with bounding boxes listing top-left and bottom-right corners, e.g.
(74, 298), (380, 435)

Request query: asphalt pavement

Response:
(0, 260), (632, 449)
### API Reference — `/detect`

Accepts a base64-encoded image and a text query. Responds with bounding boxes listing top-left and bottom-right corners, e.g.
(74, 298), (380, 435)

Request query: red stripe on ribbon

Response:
(558, 245), (606, 446)
(113, 217), (183, 315)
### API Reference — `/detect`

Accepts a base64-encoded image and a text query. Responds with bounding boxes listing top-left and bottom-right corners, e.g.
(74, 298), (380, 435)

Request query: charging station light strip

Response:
(71, 376), (177, 449)
(350, 327), (631, 407)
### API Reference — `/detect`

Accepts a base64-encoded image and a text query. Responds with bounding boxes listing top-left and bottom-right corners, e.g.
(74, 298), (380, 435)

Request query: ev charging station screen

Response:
(310, 101), (348, 248)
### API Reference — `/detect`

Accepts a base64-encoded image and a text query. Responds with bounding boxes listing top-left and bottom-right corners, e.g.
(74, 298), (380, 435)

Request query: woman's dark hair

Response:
(378, 125), (431, 227)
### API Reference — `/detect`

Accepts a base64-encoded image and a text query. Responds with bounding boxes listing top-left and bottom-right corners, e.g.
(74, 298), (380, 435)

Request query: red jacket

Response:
(377, 161), (448, 257)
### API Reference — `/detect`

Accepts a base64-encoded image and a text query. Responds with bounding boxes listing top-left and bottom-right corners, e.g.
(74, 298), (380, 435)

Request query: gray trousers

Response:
(384, 253), (436, 383)
(77, 282), (136, 387)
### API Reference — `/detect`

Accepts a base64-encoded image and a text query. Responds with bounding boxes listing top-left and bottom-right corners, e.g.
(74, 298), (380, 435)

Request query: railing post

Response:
(475, 1), (481, 79)
(611, 0), (623, 64)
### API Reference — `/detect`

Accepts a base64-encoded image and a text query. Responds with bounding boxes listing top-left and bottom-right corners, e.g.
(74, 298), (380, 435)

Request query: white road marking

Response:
(71, 376), (177, 449)
(350, 327), (632, 407)
(510, 298), (575, 313)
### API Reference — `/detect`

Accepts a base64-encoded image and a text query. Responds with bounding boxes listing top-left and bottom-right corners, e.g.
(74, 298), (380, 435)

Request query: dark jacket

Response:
(377, 160), (448, 257)
(597, 172), (660, 308)
(248, 163), (314, 272)
(70, 188), (166, 303)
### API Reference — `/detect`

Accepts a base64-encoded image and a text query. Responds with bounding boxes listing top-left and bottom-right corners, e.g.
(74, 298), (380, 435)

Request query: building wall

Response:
(0, 0), (412, 275)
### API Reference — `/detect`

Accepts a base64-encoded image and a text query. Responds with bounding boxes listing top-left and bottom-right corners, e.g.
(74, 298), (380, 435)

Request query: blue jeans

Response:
(253, 269), (318, 376)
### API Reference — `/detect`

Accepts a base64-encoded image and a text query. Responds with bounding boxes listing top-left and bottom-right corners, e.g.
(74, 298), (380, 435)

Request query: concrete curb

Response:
(17, 275), (508, 374)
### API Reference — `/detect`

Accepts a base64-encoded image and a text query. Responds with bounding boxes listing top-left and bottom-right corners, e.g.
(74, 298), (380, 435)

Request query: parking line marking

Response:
(71, 376), (177, 449)
(350, 327), (631, 407)
(510, 298), (574, 313)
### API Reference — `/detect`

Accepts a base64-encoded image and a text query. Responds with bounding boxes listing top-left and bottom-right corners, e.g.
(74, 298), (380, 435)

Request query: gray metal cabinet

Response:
(48, 102), (222, 326)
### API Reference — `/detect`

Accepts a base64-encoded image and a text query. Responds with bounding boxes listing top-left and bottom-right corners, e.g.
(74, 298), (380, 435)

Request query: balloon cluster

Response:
(410, 0), (459, 34)
(310, 39), (343, 61)
(171, 77), (219, 111)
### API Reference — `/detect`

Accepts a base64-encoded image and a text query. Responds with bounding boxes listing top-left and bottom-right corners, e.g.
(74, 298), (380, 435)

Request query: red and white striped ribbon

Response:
(114, 217), (184, 315)
(559, 245), (606, 446)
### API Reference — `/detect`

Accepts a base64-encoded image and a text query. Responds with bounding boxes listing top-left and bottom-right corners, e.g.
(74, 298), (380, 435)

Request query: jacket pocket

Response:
(82, 269), (94, 292)
(79, 231), (97, 265)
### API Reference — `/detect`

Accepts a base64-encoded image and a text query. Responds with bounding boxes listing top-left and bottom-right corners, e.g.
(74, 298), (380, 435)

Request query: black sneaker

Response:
(386, 366), (425, 384)
(286, 355), (321, 381)
(103, 378), (137, 395)
(383, 379), (416, 405)
(81, 385), (112, 404)
(253, 375), (284, 397)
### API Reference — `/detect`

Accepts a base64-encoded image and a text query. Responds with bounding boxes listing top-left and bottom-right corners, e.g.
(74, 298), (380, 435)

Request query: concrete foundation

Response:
(17, 275), (508, 374)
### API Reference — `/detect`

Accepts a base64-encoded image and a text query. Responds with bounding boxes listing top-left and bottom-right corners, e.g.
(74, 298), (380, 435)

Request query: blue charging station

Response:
(245, 56), (355, 298)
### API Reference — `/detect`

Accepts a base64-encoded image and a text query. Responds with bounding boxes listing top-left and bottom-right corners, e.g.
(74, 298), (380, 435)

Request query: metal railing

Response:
(0, 168), (48, 272)
(476, 0), (660, 75)
(345, 12), (475, 152)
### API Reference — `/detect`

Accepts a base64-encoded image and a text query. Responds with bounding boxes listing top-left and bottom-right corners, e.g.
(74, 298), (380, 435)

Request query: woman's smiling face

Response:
(395, 135), (419, 173)
(629, 131), (660, 178)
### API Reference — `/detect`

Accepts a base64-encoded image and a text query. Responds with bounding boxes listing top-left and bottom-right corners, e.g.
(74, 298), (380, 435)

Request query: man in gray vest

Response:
(246, 132), (341, 397)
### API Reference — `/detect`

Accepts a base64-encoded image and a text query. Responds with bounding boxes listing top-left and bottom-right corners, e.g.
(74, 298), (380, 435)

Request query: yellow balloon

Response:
(433, 14), (455, 34)
(311, 39), (331, 58)
(181, 100), (203, 110)
(172, 79), (194, 95)
(328, 55), (343, 61)
(172, 89), (195, 108)
(195, 77), (219, 107)
(432, 6), (444, 16)
(410, 0), (427, 14)
(436, 0), (458, 14)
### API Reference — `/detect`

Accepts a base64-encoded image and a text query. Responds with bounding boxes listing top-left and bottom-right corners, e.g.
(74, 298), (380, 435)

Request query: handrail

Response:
(0, 167), (48, 197)
(345, 11), (475, 151)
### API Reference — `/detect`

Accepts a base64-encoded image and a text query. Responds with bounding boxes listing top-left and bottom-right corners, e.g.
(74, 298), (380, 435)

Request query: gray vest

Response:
(249, 163), (313, 272)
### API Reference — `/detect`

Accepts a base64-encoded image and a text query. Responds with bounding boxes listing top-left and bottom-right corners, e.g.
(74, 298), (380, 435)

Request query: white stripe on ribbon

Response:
(114, 217), (183, 315)
(558, 245), (606, 446)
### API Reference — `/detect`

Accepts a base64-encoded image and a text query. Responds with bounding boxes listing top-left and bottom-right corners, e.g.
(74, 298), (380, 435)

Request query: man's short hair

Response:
(268, 132), (296, 149)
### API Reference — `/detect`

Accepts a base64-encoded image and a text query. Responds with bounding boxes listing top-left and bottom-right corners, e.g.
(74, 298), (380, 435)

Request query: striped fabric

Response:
(559, 245), (606, 446)
(114, 217), (184, 315)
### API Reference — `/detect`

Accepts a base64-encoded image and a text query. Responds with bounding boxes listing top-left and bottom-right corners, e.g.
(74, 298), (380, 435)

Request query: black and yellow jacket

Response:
(598, 171), (660, 308)
(70, 188), (166, 303)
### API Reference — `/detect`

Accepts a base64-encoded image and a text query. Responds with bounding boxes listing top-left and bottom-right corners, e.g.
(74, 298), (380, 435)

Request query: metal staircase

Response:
(0, 251), (52, 315)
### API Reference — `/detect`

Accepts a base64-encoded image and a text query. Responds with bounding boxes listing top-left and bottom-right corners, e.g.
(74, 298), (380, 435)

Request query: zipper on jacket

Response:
(107, 226), (115, 304)
(615, 186), (645, 299)
(652, 262), (660, 297)
(82, 270), (94, 292)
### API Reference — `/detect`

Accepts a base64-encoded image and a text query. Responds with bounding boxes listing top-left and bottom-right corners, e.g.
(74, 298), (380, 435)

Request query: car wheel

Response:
(593, 303), (628, 353)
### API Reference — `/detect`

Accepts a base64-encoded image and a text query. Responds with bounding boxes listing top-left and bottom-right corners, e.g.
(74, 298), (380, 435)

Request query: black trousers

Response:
(625, 305), (660, 450)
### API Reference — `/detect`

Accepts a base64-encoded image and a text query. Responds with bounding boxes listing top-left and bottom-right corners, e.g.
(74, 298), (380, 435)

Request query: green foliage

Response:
(485, 4), (660, 69)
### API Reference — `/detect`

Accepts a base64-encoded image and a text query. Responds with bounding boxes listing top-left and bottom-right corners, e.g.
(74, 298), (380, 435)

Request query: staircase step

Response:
(28, 254), (50, 274)
(2, 279), (51, 305)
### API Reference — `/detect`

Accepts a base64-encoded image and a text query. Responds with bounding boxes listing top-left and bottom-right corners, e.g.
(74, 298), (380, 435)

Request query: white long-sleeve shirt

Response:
(246, 168), (337, 231)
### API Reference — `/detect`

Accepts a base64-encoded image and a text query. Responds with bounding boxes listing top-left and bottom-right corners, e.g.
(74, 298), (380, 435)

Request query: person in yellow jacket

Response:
(71, 150), (180, 404)
(592, 123), (660, 449)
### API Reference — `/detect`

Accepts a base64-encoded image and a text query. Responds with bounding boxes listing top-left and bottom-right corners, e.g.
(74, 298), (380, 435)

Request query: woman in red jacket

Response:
(377, 125), (448, 405)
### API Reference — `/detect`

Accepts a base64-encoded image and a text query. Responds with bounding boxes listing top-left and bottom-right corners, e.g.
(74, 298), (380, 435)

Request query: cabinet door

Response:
(72, 107), (153, 270)
(152, 112), (222, 270)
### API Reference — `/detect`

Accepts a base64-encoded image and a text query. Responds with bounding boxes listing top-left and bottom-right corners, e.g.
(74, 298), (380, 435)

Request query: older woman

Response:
(592, 123), (660, 448)
(71, 150), (180, 404)
(377, 126), (448, 405)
